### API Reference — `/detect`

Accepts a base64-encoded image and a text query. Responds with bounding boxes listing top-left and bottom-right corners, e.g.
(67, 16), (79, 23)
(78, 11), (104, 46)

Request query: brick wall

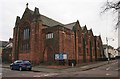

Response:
(59, 28), (75, 61)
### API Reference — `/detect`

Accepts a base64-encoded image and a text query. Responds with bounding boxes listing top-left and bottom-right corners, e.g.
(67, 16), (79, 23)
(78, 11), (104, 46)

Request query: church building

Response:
(12, 4), (104, 65)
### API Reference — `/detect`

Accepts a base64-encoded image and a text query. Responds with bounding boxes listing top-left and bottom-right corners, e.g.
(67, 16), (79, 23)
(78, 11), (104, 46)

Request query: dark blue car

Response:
(10, 60), (32, 71)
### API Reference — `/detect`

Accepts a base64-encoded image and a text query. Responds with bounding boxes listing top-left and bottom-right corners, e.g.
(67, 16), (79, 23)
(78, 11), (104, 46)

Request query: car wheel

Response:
(19, 67), (22, 71)
(10, 66), (13, 70)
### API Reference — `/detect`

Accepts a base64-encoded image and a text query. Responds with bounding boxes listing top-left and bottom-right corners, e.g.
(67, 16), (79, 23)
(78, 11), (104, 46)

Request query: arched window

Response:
(22, 27), (30, 52)
(23, 28), (30, 40)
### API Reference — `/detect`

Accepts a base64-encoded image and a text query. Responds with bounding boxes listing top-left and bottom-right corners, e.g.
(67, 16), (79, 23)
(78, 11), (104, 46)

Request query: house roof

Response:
(0, 41), (8, 47)
(5, 42), (13, 48)
(103, 45), (113, 49)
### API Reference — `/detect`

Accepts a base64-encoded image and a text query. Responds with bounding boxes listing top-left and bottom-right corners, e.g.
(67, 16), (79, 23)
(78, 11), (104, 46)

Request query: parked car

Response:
(10, 60), (32, 71)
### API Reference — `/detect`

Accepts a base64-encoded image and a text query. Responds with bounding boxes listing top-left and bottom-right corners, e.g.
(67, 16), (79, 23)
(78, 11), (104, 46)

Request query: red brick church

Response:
(12, 4), (104, 65)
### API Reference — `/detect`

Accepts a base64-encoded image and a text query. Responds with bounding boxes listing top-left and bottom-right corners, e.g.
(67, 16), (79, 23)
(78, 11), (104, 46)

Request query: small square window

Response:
(46, 33), (54, 39)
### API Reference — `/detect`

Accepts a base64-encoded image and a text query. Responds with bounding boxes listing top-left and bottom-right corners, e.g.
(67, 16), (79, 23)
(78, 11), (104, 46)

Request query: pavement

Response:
(2, 60), (117, 73)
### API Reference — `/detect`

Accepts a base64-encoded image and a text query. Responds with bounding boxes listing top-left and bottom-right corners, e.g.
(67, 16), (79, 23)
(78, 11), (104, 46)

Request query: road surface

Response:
(56, 60), (119, 77)
(2, 60), (119, 77)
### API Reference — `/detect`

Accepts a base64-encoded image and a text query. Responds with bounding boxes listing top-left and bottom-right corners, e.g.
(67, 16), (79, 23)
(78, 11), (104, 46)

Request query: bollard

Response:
(72, 63), (74, 67)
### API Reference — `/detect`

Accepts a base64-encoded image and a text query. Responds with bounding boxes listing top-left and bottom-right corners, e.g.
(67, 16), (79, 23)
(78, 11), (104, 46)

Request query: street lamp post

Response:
(106, 37), (109, 63)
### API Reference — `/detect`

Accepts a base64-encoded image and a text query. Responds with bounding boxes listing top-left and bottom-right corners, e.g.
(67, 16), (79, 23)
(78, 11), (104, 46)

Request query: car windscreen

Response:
(14, 60), (22, 64)
(23, 61), (31, 64)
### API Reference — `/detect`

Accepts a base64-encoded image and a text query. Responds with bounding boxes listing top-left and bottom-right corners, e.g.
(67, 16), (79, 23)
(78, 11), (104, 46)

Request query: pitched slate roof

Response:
(41, 15), (63, 27)
(64, 22), (76, 30)
(23, 8), (63, 27)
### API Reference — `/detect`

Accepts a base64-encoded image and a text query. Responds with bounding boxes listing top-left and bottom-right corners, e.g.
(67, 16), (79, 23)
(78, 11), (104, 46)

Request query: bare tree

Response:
(103, 0), (120, 11)
(102, 0), (120, 29)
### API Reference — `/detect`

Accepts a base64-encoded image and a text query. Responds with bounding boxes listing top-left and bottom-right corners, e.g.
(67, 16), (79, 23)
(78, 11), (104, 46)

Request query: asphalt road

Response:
(2, 68), (58, 77)
(2, 60), (119, 77)
(56, 60), (119, 77)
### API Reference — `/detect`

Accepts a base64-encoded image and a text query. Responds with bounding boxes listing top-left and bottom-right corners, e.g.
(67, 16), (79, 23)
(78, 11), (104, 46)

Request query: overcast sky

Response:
(0, 0), (118, 48)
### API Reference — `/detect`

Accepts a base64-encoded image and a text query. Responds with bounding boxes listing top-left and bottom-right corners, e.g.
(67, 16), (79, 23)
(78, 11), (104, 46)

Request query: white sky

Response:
(0, 0), (118, 48)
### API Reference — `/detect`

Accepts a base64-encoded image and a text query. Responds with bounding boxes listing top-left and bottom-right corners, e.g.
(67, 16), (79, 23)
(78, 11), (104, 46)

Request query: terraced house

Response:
(12, 4), (104, 65)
